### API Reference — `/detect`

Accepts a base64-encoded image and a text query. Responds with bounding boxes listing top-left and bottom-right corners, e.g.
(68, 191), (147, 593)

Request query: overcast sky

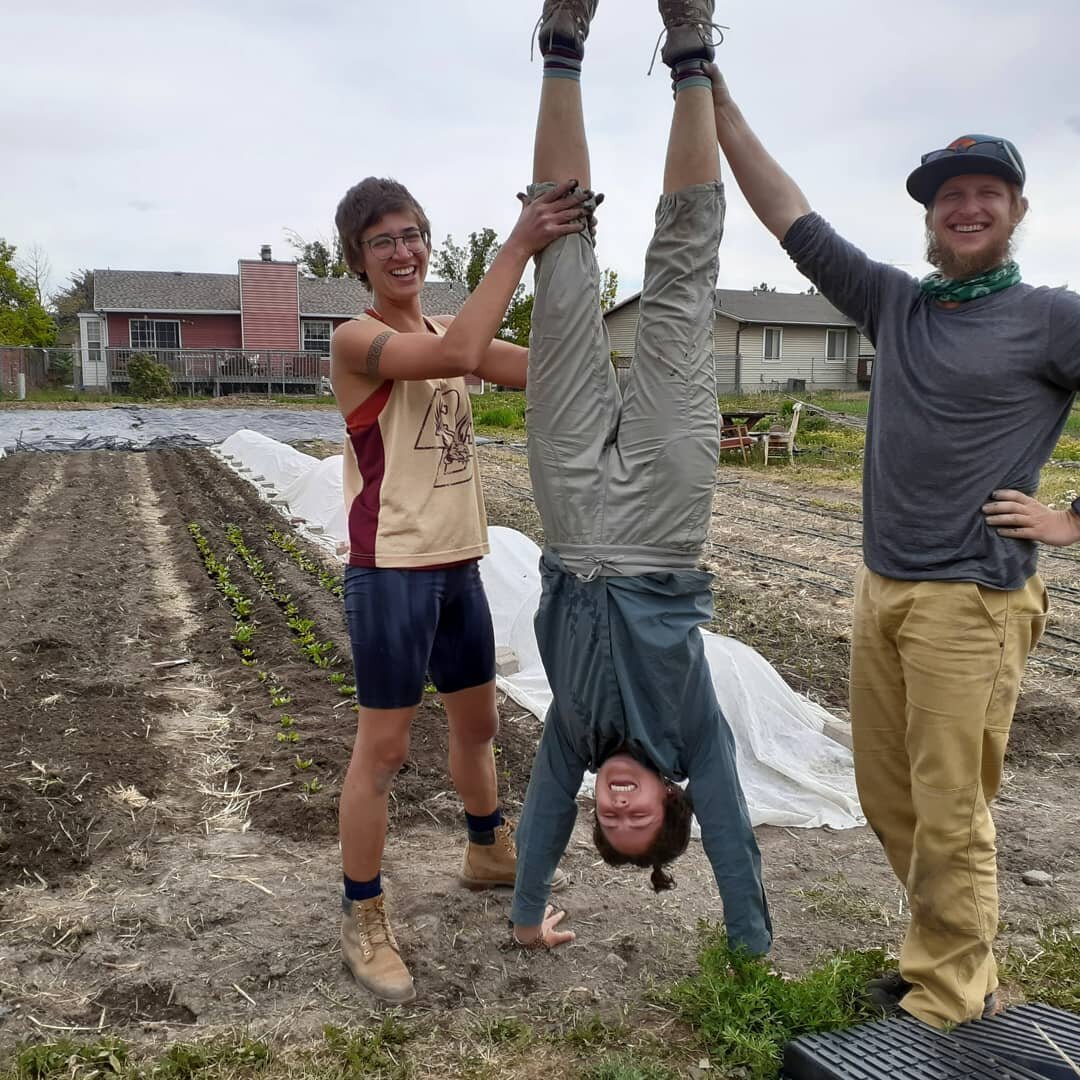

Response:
(4, 0), (1079, 304)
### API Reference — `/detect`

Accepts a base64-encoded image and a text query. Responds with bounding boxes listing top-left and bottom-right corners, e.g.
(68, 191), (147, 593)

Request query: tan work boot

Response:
(657, 0), (722, 67)
(460, 820), (568, 892)
(341, 895), (416, 1004)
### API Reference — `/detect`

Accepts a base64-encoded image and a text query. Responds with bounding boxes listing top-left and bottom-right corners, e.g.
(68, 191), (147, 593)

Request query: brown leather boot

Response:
(658, 0), (721, 66)
(535, 0), (599, 57)
(341, 895), (415, 1003)
(459, 820), (568, 892)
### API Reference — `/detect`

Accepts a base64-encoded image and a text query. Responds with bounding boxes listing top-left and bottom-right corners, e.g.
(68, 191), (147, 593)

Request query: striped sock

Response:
(673, 59), (711, 92)
(544, 50), (582, 81)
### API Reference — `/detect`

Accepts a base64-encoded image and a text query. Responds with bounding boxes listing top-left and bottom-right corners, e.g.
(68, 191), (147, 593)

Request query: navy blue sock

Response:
(465, 808), (502, 845)
(343, 872), (381, 903)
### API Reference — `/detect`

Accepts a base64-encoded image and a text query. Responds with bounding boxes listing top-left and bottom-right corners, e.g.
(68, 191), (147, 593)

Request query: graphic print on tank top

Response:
(414, 384), (474, 488)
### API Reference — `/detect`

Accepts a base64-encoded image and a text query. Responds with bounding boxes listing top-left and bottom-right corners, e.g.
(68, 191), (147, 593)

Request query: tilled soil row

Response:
(0, 453), (179, 888)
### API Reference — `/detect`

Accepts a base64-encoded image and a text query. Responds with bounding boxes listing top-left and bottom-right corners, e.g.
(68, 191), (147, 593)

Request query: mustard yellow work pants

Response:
(849, 566), (1048, 1028)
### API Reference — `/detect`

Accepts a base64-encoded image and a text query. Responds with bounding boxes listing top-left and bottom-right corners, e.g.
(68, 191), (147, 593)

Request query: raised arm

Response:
(705, 65), (810, 242)
(331, 182), (587, 384)
(431, 318), (529, 390)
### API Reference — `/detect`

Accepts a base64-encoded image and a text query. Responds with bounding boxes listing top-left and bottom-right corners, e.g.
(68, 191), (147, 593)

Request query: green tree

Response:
(284, 228), (348, 278)
(499, 286), (533, 347)
(0, 239), (56, 345)
(437, 227), (618, 343)
(600, 268), (619, 312)
(51, 269), (94, 345)
(434, 229), (501, 294)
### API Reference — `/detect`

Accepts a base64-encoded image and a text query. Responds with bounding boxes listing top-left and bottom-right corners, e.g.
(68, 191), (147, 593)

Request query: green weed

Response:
(669, 926), (890, 1080)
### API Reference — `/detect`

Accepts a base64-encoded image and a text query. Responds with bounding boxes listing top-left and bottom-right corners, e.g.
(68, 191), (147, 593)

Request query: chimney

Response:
(260, 244), (272, 262)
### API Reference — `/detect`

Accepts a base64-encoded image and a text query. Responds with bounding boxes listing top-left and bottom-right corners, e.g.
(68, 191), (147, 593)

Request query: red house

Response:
(78, 245), (470, 394)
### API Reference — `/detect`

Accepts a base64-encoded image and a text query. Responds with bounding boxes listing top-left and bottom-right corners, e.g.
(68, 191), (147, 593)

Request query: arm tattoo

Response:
(365, 331), (392, 377)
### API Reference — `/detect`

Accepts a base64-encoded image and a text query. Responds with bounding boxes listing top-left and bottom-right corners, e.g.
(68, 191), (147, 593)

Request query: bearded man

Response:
(705, 69), (1080, 1030)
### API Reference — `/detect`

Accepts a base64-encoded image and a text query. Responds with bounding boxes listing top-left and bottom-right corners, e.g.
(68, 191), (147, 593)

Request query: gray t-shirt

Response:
(783, 213), (1080, 590)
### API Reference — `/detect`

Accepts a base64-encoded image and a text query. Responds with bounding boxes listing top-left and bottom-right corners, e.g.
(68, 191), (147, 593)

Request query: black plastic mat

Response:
(782, 1010), (1060, 1080)
(948, 1004), (1080, 1080)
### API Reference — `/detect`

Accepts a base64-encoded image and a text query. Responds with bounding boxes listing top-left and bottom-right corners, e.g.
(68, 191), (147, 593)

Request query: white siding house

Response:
(603, 288), (875, 394)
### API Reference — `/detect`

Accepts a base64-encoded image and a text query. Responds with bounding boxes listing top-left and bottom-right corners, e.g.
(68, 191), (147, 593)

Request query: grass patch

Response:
(1003, 920), (1080, 1011)
(473, 391), (526, 436)
(474, 405), (522, 429)
(669, 926), (890, 1080)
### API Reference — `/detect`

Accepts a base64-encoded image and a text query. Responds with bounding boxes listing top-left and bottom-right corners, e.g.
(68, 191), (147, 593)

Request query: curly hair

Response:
(335, 177), (432, 286)
(592, 784), (695, 892)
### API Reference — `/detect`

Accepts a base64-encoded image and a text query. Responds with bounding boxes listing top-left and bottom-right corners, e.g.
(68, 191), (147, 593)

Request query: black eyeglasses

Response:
(361, 227), (430, 261)
(920, 139), (1022, 179)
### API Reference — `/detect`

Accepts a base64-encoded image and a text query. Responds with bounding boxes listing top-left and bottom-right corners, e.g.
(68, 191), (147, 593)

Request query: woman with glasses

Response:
(328, 175), (589, 1004)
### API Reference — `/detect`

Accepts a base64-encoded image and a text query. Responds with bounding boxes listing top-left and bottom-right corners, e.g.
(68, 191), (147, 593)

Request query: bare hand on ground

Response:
(982, 489), (1080, 547)
(515, 904), (576, 949)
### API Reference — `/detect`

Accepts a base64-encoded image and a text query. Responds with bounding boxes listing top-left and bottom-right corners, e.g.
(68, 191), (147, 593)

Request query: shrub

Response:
(127, 352), (173, 399)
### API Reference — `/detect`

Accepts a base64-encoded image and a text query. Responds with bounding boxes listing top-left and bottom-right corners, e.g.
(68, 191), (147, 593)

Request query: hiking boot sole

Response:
(342, 959), (417, 1004)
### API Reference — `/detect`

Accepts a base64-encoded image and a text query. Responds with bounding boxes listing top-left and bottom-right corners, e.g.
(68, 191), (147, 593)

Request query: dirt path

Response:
(1, 448), (1077, 1053)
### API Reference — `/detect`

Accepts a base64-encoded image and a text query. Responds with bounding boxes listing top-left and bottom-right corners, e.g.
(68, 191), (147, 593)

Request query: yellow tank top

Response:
(343, 313), (489, 568)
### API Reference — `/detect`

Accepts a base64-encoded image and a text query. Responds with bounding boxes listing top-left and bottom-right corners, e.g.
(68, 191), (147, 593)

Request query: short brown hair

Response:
(592, 785), (694, 892)
(335, 177), (432, 286)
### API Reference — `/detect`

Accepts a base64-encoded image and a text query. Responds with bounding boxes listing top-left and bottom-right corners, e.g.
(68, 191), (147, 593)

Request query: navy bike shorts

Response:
(343, 561), (496, 709)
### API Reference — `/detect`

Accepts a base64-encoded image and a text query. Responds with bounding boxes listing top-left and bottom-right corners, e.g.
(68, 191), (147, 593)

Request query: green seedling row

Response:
(188, 523), (315, 783)
(225, 524), (356, 706)
(268, 526), (345, 597)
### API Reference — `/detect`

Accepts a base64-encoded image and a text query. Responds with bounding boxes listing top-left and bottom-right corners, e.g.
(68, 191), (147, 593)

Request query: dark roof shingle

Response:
(604, 286), (857, 327)
(299, 277), (470, 317)
(92, 268), (470, 318)
(715, 288), (854, 326)
(94, 270), (241, 312)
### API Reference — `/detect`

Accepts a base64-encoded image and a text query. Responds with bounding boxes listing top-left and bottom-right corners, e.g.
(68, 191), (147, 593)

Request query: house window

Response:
(763, 326), (783, 360)
(302, 319), (332, 356)
(130, 319), (180, 350)
(826, 328), (848, 362)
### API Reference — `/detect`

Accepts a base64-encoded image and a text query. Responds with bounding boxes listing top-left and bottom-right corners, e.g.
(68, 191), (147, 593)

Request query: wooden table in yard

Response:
(722, 410), (775, 429)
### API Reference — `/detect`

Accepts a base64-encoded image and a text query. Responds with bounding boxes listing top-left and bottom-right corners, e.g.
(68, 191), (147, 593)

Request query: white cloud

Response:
(2, 0), (1078, 301)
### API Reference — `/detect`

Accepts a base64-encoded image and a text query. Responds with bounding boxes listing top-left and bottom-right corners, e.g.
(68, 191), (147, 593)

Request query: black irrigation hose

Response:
(732, 486), (865, 525)
(1031, 656), (1080, 676)
(705, 541), (852, 597)
(710, 510), (862, 549)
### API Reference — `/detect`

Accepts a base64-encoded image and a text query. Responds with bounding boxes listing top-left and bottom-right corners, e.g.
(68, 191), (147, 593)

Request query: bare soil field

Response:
(1, 446), (1077, 1063)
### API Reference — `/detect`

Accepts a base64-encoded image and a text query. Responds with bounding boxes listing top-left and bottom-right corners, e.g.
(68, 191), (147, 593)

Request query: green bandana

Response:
(920, 260), (1021, 303)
